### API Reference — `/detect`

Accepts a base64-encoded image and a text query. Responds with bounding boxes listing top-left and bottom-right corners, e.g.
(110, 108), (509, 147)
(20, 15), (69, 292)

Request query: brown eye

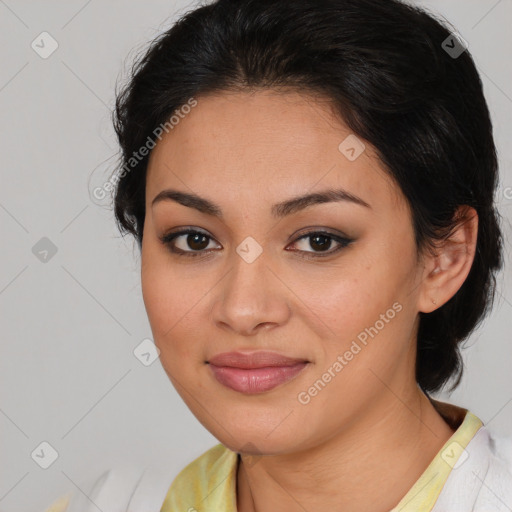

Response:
(160, 229), (221, 257)
(288, 230), (353, 257)
(307, 233), (334, 252)
(184, 232), (210, 251)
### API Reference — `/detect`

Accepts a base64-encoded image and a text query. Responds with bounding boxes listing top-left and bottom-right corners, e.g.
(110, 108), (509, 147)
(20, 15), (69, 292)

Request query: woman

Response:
(47, 0), (512, 510)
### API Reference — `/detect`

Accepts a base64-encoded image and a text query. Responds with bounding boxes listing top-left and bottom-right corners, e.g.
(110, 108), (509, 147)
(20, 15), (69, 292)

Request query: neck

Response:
(236, 389), (455, 512)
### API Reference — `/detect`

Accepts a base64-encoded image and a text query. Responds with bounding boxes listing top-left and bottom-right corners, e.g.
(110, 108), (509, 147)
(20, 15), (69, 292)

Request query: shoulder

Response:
(160, 443), (239, 511)
(489, 431), (512, 470)
(431, 422), (512, 511)
(469, 430), (512, 511)
(168, 443), (233, 483)
(44, 465), (177, 512)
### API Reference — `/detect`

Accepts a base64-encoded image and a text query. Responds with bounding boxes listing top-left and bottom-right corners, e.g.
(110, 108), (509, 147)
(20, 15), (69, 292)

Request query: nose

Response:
(210, 248), (291, 337)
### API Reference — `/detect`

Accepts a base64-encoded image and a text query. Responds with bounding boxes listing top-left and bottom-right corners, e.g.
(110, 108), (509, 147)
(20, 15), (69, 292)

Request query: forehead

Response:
(146, 89), (403, 211)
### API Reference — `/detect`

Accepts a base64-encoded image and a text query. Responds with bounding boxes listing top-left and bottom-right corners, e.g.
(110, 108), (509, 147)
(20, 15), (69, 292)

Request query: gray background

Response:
(0, 1), (511, 510)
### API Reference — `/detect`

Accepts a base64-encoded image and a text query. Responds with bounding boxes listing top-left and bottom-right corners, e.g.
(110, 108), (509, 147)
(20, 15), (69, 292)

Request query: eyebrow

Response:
(151, 187), (371, 219)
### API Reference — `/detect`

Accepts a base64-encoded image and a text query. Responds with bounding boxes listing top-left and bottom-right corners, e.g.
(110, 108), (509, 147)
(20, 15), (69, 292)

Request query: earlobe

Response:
(417, 206), (478, 313)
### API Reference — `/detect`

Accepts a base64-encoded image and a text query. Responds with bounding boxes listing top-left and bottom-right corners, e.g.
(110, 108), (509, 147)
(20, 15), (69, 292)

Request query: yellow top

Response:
(160, 399), (483, 512)
(44, 400), (483, 512)
(44, 495), (72, 512)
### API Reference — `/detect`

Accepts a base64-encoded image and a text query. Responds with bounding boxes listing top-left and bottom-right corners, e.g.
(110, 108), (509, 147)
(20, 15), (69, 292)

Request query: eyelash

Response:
(159, 228), (353, 260)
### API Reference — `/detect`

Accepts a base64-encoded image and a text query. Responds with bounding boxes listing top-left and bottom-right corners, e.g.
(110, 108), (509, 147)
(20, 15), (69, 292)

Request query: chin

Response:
(208, 420), (305, 456)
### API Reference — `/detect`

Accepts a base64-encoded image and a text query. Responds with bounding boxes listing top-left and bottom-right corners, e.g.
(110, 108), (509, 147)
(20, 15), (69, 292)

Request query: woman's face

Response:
(141, 90), (428, 455)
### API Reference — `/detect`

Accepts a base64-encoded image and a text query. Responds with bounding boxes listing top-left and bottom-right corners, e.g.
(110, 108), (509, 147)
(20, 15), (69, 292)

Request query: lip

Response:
(207, 351), (309, 394)
(208, 350), (308, 368)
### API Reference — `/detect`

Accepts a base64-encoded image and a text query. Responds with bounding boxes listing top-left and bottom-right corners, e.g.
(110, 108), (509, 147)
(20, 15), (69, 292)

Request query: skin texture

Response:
(141, 89), (478, 512)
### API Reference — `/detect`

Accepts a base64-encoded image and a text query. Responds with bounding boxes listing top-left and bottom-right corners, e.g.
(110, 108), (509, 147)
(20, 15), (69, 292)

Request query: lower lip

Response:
(208, 363), (308, 394)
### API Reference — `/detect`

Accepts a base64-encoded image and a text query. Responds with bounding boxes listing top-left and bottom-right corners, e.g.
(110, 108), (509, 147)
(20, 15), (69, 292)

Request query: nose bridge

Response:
(212, 239), (290, 334)
(224, 241), (271, 309)
(230, 242), (268, 295)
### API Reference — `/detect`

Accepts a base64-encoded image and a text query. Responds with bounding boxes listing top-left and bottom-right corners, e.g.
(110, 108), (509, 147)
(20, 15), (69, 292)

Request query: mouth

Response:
(207, 351), (309, 394)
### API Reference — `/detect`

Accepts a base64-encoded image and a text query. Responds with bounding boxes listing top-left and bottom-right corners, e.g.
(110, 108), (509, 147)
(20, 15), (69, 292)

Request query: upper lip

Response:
(207, 351), (308, 369)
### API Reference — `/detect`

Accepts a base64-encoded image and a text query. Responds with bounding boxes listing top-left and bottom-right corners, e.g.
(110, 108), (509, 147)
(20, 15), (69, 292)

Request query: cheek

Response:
(284, 242), (416, 370)
(141, 249), (202, 362)
(287, 258), (407, 338)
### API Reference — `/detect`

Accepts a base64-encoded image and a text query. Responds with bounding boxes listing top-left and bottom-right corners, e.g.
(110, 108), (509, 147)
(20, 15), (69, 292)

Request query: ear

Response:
(417, 206), (478, 313)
